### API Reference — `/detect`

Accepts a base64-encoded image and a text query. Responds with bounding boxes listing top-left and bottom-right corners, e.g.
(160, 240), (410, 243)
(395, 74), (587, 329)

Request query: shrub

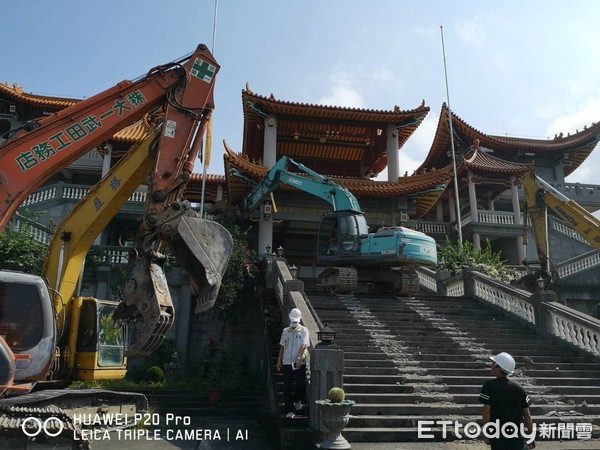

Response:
(438, 236), (518, 283)
(328, 387), (346, 402)
(146, 366), (165, 383)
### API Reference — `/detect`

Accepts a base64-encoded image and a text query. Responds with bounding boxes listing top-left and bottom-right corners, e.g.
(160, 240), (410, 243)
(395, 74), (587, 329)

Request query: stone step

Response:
(333, 337), (564, 350)
(347, 402), (600, 416)
(345, 414), (600, 429)
(343, 383), (600, 396)
(344, 358), (599, 371)
(342, 373), (600, 387)
(344, 392), (600, 405)
(338, 345), (577, 357)
(343, 366), (600, 378)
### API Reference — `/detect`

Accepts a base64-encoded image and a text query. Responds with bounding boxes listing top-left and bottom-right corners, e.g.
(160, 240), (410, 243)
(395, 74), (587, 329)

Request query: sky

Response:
(2, 1), (600, 184)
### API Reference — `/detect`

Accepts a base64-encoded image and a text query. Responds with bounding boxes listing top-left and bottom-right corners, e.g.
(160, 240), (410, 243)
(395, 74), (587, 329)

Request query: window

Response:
(97, 303), (125, 367)
(0, 281), (43, 350)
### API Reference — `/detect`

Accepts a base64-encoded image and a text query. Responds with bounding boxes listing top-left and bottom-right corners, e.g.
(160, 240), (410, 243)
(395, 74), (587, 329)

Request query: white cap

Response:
(289, 308), (302, 322)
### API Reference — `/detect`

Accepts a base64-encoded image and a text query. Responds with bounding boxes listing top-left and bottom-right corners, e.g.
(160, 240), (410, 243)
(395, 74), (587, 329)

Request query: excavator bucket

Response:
(169, 216), (233, 314)
(119, 256), (175, 357)
(116, 216), (232, 357)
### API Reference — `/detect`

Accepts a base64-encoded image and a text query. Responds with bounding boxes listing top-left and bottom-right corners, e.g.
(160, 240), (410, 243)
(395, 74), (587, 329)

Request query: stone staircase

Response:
(307, 290), (600, 443)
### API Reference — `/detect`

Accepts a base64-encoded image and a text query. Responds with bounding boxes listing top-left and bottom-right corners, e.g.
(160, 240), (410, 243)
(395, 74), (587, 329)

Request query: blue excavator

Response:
(236, 156), (437, 295)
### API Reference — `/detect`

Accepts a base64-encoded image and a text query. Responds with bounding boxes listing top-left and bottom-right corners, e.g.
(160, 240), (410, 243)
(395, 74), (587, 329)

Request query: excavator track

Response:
(319, 266), (421, 296)
(0, 389), (147, 449)
(0, 404), (89, 449)
(319, 267), (358, 293)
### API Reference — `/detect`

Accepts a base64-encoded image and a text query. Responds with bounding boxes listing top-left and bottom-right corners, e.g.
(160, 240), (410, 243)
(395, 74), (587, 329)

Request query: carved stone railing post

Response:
(310, 337), (344, 431)
(529, 289), (558, 337)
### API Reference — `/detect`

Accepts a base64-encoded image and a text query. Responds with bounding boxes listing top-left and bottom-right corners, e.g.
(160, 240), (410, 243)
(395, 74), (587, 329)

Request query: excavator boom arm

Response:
(522, 172), (600, 279)
(239, 156), (362, 216)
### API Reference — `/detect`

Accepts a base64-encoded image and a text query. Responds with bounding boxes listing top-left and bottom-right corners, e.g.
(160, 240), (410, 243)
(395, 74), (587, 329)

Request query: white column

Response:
(448, 191), (456, 225)
(436, 202), (444, 222)
(216, 185), (223, 201)
(258, 115), (277, 254)
(386, 125), (399, 181)
(511, 176), (524, 264)
(468, 170), (480, 249)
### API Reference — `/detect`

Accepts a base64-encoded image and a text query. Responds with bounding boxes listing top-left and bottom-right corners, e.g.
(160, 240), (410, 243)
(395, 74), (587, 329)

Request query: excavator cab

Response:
(74, 298), (127, 380)
(0, 272), (56, 385)
(317, 211), (368, 262)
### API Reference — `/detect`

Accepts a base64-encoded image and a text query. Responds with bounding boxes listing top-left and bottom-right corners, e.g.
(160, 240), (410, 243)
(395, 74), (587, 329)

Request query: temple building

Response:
(2, 79), (600, 314)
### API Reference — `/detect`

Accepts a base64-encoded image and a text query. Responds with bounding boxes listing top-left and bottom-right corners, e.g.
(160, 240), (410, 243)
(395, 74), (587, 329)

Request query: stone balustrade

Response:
(20, 181), (147, 207)
(558, 251), (600, 278)
(544, 303), (600, 356)
(416, 266), (600, 359)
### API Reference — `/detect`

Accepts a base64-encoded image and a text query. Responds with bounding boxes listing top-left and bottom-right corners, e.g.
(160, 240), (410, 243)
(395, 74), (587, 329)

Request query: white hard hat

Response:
(490, 352), (515, 375)
(289, 308), (302, 322)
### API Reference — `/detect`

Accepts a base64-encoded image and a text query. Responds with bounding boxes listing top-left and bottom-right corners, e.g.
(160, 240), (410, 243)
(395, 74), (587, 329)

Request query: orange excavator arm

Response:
(0, 44), (217, 230)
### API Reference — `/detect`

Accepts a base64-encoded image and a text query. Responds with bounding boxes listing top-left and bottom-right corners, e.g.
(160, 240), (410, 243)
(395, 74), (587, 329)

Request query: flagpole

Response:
(200, 0), (219, 219)
(440, 26), (463, 243)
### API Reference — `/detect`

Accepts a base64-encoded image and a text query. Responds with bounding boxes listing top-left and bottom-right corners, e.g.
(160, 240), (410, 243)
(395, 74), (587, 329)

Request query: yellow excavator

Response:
(518, 172), (600, 290)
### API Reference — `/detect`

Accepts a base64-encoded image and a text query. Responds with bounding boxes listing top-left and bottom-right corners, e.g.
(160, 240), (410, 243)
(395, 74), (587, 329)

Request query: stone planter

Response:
(315, 399), (355, 449)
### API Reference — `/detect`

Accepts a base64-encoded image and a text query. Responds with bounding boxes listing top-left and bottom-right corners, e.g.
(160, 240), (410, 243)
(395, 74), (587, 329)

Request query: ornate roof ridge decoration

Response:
(460, 140), (534, 175)
(420, 103), (600, 177)
(0, 81), (78, 110)
(449, 104), (600, 152)
(244, 82), (429, 120)
(223, 142), (454, 217)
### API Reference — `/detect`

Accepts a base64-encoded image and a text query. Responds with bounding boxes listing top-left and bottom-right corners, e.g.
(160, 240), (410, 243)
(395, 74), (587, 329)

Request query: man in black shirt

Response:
(479, 352), (535, 450)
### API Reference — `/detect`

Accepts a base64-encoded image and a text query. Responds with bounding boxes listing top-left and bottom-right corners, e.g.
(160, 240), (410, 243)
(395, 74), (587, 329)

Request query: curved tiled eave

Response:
(420, 104), (600, 177)
(0, 81), (78, 110)
(241, 87), (429, 177)
(224, 142), (452, 218)
(460, 147), (534, 175)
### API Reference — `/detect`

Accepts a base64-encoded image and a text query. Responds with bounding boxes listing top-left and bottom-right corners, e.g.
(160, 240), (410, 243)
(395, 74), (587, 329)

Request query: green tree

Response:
(0, 212), (47, 274)
(214, 225), (257, 320)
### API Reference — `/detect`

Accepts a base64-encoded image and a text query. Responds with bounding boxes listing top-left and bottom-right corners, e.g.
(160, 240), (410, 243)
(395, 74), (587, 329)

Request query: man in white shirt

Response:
(276, 308), (310, 418)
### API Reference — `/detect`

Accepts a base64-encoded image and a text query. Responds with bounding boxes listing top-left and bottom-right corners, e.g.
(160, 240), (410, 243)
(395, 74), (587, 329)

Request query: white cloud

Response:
(547, 96), (600, 138)
(318, 68), (364, 108)
(455, 15), (491, 46)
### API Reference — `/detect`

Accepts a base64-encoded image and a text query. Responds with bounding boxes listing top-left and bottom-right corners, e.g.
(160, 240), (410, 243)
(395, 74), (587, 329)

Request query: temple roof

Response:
(241, 84), (429, 179)
(460, 143), (533, 175)
(0, 81), (78, 110)
(420, 104), (600, 177)
(224, 142), (452, 218)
